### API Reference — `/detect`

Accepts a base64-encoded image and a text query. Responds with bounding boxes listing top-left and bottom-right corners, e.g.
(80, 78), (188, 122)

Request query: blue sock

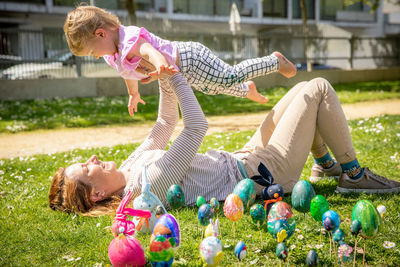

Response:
(313, 152), (335, 169)
(340, 159), (364, 180)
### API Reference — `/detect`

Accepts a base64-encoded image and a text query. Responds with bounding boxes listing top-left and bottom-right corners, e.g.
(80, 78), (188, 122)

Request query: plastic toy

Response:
(250, 163), (283, 215)
(205, 218), (220, 238)
(132, 165), (167, 233)
(108, 190), (151, 267)
(200, 236), (224, 267)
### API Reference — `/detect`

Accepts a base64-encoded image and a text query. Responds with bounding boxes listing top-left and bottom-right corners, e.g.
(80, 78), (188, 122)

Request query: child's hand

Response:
(148, 65), (179, 80)
(128, 91), (146, 116)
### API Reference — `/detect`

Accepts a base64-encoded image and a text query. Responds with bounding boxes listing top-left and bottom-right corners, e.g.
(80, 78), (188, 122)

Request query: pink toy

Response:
(108, 190), (151, 267)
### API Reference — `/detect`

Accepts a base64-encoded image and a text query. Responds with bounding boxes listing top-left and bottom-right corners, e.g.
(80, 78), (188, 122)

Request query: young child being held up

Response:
(64, 5), (297, 116)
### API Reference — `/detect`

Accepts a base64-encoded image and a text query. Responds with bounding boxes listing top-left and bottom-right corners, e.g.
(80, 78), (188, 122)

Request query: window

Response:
(320, 0), (375, 20)
(320, 0), (343, 20)
(293, 0), (315, 19)
(173, 0), (232, 16)
(263, 0), (287, 18)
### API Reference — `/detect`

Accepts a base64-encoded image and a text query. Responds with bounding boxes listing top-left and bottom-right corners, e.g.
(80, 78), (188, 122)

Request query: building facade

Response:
(0, 0), (399, 71)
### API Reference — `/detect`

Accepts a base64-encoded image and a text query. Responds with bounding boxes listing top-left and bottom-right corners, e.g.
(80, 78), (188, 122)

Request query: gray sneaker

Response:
(336, 167), (400, 194)
(310, 162), (342, 183)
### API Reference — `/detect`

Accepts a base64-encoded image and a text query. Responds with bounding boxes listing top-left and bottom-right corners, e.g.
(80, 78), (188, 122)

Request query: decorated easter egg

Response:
(149, 235), (174, 267)
(108, 235), (146, 267)
(333, 228), (346, 243)
(223, 193), (244, 222)
(167, 184), (185, 209)
(310, 195), (329, 222)
(275, 242), (288, 260)
(234, 241), (247, 261)
(151, 214), (180, 247)
(155, 205), (166, 218)
(249, 203), (266, 225)
(198, 204), (214, 226)
(197, 196), (206, 207)
(338, 243), (353, 263)
(322, 210), (340, 232)
(200, 236), (224, 267)
(351, 199), (382, 238)
(306, 249), (319, 266)
(210, 197), (220, 212)
(377, 205), (386, 218)
(267, 201), (296, 241)
(233, 178), (256, 209)
(291, 180), (316, 213)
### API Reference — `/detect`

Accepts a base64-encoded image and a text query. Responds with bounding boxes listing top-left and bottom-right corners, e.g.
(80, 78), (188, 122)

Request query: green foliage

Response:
(0, 115), (399, 266)
(0, 80), (399, 133)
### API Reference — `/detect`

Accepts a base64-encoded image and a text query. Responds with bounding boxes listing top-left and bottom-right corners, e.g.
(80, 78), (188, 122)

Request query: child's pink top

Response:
(103, 25), (178, 80)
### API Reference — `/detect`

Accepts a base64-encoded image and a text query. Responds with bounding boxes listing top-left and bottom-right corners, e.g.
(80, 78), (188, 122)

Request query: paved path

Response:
(1, 99), (400, 159)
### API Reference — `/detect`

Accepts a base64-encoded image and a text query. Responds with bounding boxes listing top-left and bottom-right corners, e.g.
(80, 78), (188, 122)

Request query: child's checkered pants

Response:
(176, 41), (279, 98)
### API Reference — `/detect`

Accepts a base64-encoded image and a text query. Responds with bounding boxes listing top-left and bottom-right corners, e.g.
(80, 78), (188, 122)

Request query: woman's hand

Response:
(128, 91), (146, 116)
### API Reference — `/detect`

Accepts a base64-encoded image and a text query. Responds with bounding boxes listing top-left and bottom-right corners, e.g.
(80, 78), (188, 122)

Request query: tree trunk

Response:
(300, 0), (311, 72)
(126, 0), (137, 25)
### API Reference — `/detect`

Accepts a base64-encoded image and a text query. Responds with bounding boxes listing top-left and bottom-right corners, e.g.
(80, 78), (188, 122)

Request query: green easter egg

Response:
(166, 184), (185, 209)
(291, 180), (316, 213)
(233, 178), (256, 210)
(197, 196), (206, 207)
(352, 200), (382, 238)
(310, 195), (329, 222)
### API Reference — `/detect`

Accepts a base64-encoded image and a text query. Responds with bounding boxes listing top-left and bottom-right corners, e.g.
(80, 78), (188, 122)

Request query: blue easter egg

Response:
(198, 204), (214, 226)
(322, 210), (340, 232)
(234, 241), (247, 261)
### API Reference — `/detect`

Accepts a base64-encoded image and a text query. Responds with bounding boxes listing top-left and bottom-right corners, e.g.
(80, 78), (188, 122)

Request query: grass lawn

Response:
(0, 80), (399, 133)
(0, 114), (399, 266)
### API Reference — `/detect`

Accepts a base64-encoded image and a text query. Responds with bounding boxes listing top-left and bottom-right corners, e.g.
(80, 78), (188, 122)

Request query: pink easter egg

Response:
(223, 193), (243, 222)
(108, 235), (145, 267)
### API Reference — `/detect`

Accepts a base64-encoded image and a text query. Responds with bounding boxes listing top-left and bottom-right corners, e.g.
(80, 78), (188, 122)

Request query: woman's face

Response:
(65, 155), (123, 201)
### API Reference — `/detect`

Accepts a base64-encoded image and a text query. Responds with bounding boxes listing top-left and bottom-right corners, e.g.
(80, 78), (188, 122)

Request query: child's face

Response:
(81, 28), (117, 59)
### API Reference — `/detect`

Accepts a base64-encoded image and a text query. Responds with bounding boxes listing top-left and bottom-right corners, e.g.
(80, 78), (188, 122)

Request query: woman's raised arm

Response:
(152, 73), (208, 184)
(132, 78), (180, 154)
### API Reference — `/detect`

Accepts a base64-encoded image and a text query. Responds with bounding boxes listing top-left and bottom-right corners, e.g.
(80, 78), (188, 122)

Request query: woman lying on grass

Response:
(49, 72), (400, 216)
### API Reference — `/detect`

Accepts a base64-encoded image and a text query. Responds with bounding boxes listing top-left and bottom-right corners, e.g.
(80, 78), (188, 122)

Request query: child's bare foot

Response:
(273, 51), (297, 78)
(246, 81), (269, 104)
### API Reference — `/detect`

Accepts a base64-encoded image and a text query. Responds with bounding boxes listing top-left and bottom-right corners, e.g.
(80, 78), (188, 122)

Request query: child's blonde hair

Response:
(64, 5), (121, 55)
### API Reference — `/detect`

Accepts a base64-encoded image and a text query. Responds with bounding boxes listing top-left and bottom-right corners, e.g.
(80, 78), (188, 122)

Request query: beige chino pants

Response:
(234, 78), (356, 194)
